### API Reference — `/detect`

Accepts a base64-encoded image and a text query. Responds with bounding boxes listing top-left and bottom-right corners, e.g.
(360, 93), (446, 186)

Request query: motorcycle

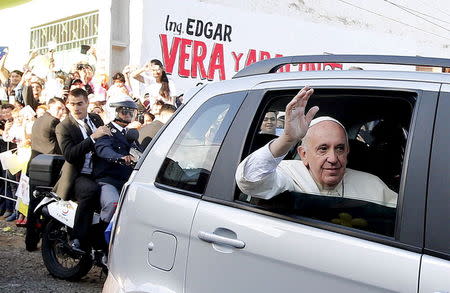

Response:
(29, 129), (142, 281)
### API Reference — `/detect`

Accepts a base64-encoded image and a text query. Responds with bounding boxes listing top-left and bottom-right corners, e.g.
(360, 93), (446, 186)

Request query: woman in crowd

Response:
(131, 59), (177, 107)
(0, 49), (186, 227)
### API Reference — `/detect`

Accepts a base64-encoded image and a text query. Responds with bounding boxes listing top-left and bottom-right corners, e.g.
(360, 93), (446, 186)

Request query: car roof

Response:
(233, 54), (450, 78)
(199, 69), (450, 100)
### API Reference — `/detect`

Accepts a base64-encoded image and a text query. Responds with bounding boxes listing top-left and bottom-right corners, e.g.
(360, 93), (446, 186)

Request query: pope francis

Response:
(235, 86), (397, 208)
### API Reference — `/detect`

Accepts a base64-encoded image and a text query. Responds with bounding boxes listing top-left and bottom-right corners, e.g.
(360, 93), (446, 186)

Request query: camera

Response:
(76, 64), (84, 70)
(80, 45), (91, 54)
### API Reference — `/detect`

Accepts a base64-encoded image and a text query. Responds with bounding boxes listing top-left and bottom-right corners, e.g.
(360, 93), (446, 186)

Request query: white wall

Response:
(136, 0), (450, 94)
(1, 0), (449, 93)
(201, 0), (450, 57)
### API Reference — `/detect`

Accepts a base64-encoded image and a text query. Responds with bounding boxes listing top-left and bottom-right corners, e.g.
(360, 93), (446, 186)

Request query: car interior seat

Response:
(347, 139), (374, 174)
(250, 133), (278, 153)
(368, 120), (406, 192)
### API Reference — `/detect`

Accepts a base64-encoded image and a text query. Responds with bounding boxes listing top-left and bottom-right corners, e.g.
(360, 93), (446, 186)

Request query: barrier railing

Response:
(0, 142), (20, 205)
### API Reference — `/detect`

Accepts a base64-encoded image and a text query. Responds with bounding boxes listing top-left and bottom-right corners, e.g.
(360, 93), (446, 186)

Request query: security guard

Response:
(93, 97), (138, 228)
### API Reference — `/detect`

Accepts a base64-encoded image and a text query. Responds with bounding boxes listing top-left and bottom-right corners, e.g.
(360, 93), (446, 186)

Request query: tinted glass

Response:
(157, 92), (245, 194)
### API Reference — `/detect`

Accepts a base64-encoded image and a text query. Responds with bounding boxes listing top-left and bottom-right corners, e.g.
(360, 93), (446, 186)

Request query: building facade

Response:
(1, 0), (449, 94)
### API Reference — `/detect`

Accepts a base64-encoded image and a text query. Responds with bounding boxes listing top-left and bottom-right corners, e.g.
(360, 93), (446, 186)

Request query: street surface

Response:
(0, 220), (104, 293)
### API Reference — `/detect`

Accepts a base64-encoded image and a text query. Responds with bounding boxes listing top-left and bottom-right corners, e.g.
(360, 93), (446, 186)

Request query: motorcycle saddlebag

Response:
(29, 154), (65, 187)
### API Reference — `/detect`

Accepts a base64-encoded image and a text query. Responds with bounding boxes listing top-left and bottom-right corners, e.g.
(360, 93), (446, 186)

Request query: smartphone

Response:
(80, 45), (91, 54)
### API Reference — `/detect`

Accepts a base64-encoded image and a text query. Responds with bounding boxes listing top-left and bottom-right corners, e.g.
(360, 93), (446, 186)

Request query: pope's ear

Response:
(297, 145), (308, 166)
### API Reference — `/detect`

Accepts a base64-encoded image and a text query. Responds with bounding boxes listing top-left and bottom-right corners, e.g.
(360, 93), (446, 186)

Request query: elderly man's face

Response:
(260, 112), (276, 135)
(298, 121), (349, 189)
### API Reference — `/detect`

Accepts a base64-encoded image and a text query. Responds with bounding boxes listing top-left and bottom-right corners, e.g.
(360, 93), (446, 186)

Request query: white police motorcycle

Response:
(29, 129), (141, 281)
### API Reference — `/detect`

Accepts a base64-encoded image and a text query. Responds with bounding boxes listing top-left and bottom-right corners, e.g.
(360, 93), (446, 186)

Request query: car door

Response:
(107, 91), (246, 292)
(185, 80), (439, 293)
(419, 84), (450, 293)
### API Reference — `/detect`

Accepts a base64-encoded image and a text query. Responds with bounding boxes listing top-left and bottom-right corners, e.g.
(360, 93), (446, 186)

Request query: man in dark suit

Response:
(53, 88), (111, 254)
(138, 104), (176, 150)
(26, 97), (66, 251)
(30, 97), (65, 159)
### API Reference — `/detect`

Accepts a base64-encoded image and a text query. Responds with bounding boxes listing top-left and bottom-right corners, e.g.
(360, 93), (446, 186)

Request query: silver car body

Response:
(104, 68), (450, 293)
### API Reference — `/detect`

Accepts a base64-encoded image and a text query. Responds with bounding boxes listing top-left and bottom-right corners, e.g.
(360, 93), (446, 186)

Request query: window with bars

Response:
(29, 11), (99, 54)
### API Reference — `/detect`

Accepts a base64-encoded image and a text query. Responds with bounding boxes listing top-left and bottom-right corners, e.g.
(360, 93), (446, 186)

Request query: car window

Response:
(156, 92), (245, 194)
(236, 88), (415, 237)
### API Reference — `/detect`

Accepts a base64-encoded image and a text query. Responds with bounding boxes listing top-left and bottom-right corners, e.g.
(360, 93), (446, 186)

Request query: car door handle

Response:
(198, 231), (246, 249)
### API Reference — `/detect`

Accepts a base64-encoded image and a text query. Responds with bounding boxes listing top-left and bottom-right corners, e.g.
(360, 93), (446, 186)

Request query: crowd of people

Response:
(0, 47), (179, 253)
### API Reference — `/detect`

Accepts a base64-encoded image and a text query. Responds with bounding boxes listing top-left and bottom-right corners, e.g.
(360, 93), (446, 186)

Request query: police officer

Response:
(93, 97), (138, 229)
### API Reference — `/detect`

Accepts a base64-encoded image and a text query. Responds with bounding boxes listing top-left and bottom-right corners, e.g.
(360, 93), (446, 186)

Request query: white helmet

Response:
(109, 95), (137, 124)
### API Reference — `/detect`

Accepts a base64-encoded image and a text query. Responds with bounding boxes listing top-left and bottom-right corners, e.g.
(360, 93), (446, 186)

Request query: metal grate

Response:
(29, 11), (99, 54)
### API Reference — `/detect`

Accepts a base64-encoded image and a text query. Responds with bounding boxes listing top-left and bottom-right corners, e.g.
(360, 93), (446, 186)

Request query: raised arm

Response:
(235, 86), (319, 199)
(24, 50), (39, 71)
(269, 86), (318, 157)
(130, 63), (150, 83)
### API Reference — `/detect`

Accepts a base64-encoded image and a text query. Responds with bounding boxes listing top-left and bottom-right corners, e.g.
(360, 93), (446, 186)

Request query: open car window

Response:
(236, 88), (415, 238)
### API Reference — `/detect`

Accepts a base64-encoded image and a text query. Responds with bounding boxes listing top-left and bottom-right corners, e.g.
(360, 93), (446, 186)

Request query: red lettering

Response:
(324, 63), (343, 70)
(298, 63), (318, 71)
(178, 38), (192, 78)
(191, 40), (207, 79)
(208, 43), (225, 80)
(259, 51), (271, 60)
(306, 63), (316, 71)
(231, 51), (244, 72)
(275, 54), (290, 72)
(245, 49), (257, 67)
(159, 34), (180, 74)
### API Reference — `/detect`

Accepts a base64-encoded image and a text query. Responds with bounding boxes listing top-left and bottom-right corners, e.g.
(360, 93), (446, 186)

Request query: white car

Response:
(104, 55), (450, 293)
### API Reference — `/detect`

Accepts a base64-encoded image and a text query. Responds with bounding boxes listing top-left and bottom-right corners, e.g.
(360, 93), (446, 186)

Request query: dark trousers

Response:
(25, 184), (41, 250)
(72, 174), (100, 247)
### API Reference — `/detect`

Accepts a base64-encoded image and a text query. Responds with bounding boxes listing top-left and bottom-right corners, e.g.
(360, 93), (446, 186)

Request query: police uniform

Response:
(93, 121), (134, 222)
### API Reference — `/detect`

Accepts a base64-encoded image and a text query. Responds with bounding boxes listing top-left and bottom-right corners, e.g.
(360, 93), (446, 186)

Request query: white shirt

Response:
(235, 142), (398, 207)
(142, 74), (177, 105)
(111, 121), (122, 130)
(75, 116), (97, 174)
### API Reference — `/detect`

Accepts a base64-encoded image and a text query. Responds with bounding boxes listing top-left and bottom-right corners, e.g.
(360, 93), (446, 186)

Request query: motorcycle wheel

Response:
(41, 219), (93, 281)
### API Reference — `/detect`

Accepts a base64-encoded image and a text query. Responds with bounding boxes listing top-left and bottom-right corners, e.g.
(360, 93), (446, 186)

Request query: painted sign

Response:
(141, 0), (416, 94)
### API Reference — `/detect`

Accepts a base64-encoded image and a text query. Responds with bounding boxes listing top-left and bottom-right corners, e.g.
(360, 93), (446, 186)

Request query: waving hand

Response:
(269, 86), (319, 157)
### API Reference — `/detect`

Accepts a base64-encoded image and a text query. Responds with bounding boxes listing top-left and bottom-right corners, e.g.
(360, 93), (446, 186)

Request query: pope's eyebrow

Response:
(316, 143), (328, 149)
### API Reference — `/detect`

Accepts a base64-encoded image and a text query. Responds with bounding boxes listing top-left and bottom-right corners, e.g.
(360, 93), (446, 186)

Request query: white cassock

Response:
(235, 142), (398, 208)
